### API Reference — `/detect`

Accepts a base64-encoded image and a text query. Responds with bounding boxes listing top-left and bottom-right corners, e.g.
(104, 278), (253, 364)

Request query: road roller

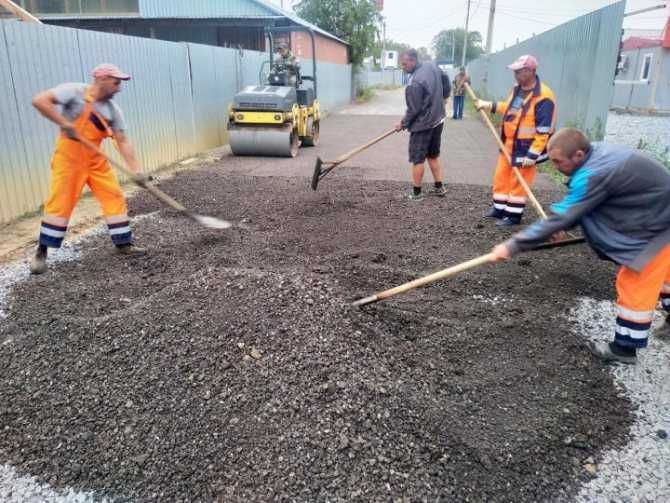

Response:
(228, 27), (320, 158)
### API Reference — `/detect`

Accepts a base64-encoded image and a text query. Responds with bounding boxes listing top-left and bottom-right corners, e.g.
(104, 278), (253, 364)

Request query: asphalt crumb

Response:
(0, 171), (632, 502)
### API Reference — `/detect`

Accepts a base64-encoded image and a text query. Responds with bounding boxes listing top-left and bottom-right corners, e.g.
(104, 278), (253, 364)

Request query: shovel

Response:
(76, 135), (233, 230)
(352, 237), (586, 307)
(311, 128), (397, 190)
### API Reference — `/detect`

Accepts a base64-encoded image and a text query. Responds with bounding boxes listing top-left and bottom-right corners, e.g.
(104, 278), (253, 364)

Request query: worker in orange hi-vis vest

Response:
(30, 63), (147, 275)
(475, 54), (557, 227)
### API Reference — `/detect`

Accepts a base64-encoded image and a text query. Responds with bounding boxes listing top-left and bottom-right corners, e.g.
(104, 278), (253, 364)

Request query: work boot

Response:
(484, 206), (504, 219)
(653, 316), (670, 340)
(113, 243), (147, 257)
(496, 215), (522, 227)
(29, 246), (48, 275)
(428, 186), (447, 197)
(588, 341), (637, 365)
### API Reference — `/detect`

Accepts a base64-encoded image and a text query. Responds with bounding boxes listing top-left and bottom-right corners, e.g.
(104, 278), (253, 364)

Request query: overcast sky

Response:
(267, 0), (668, 53)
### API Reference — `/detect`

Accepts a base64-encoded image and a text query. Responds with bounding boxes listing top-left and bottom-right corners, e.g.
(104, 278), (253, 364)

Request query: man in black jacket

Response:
(395, 49), (451, 200)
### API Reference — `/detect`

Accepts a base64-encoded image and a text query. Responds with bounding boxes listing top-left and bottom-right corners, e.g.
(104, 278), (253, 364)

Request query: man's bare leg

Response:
(427, 157), (446, 196)
(427, 157), (443, 183)
(409, 163), (426, 200)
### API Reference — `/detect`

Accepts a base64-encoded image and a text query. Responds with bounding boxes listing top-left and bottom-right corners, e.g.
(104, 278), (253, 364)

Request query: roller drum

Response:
(229, 125), (299, 158)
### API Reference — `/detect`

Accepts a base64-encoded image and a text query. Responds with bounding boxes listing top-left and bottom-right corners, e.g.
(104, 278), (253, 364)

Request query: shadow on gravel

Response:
(0, 171), (632, 502)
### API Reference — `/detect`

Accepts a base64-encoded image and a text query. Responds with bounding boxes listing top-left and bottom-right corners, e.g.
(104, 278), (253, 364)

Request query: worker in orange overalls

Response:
(491, 128), (670, 365)
(30, 63), (147, 274)
(475, 55), (557, 227)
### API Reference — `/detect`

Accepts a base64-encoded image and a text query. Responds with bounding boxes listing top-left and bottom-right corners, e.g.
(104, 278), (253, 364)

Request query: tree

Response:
(294, 0), (381, 66)
(416, 46), (432, 63)
(432, 28), (483, 65)
(366, 38), (411, 67)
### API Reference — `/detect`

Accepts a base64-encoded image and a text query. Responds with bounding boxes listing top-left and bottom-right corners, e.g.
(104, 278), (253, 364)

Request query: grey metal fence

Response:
(356, 68), (406, 90)
(467, 1), (626, 138)
(0, 19), (352, 224)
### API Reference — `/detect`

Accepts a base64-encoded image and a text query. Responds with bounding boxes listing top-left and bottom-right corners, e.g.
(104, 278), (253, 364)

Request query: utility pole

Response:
(381, 20), (386, 76)
(450, 31), (456, 64)
(485, 0), (496, 54)
(461, 0), (471, 68)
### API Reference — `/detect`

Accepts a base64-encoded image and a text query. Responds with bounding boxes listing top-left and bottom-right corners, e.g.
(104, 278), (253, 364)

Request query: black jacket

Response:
(401, 63), (451, 132)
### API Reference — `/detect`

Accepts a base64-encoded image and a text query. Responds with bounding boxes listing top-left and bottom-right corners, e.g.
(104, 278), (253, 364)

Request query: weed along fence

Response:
(467, 0), (625, 137)
(0, 20), (352, 224)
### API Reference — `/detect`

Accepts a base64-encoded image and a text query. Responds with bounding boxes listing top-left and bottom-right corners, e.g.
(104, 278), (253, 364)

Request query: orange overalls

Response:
(491, 78), (556, 220)
(615, 245), (670, 348)
(39, 93), (132, 248)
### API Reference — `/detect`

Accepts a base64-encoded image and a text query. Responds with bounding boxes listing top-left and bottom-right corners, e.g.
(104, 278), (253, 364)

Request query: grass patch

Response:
(538, 160), (567, 185)
(373, 84), (403, 91)
(356, 86), (376, 103)
(637, 139), (670, 170)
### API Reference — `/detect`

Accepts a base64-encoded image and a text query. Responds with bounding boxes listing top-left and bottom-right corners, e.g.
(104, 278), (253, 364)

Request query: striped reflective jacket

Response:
(491, 76), (557, 167)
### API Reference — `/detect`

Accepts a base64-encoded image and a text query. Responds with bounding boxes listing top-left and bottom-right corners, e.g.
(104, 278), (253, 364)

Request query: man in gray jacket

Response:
(395, 49), (451, 200)
(491, 128), (670, 364)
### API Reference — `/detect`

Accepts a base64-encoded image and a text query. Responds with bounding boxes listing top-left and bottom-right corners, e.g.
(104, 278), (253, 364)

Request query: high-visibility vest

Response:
(492, 76), (557, 167)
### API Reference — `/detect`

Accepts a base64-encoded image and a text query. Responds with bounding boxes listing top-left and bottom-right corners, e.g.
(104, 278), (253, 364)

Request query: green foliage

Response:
(294, 0), (381, 66)
(432, 28), (483, 64)
(356, 86), (375, 103)
(367, 38), (410, 62)
(416, 46), (432, 62)
(637, 139), (670, 170)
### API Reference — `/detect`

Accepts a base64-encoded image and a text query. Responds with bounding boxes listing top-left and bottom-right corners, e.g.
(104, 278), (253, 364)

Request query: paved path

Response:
(218, 88), (557, 191)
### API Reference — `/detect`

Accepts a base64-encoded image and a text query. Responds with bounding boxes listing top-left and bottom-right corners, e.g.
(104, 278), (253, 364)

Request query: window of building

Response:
(640, 53), (653, 82)
(19, 0), (139, 16)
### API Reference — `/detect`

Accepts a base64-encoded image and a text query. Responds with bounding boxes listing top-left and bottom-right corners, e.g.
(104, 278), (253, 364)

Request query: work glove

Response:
(61, 123), (78, 140)
(474, 99), (492, 112)
(520, 157), (536, 168)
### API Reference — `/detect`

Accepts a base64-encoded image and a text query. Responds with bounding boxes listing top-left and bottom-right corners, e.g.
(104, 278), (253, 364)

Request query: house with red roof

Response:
(612, 17), (670, 113)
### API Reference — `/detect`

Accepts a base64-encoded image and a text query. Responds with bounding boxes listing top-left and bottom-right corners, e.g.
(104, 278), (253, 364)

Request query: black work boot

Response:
(113, 243), (147, 257)
(496, 216), (522, 227)
(588, 340), (637, 365)
(29, 245), (48, 275)
(484, 206), (504, 219)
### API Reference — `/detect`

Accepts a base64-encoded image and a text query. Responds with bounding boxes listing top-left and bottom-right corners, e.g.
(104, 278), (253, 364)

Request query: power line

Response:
(495, 10), (560, 27)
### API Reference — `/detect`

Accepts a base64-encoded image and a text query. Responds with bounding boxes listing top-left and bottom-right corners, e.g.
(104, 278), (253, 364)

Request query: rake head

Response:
(311, 157), (324, 191)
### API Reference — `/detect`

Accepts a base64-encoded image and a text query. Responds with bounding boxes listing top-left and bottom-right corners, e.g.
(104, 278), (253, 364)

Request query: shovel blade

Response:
(192, 214), (233, 230)
(311, 157), (323, 191)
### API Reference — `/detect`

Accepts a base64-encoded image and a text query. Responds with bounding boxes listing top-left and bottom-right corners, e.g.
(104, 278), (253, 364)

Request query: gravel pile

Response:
(0, 172), (633, 501)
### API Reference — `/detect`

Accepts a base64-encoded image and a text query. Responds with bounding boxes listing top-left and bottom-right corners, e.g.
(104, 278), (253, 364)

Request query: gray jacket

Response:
(507, 142), (670, 271)
(401, 63), (451, 133)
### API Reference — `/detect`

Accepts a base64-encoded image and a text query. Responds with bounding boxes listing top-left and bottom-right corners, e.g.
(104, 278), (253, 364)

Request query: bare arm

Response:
(114, 131), (142, 174)
(32, 90), (77, 136)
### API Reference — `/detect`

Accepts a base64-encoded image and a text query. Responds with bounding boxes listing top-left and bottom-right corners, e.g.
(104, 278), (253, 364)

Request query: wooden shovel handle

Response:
(353, 253), (495, 306)
(464, 83), (548, 220)
(0, 0), (42, 23)
(331, 128), (397, 165)
(76, 136), (188, 213)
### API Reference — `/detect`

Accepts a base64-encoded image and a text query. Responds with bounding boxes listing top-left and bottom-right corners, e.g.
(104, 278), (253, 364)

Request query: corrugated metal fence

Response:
(467, 1), (625, 138)
(356, 69), (406, 89)
(0, 20), (352, 224)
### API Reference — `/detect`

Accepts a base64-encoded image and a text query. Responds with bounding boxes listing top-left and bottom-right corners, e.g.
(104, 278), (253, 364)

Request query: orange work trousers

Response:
(491, 147), (536, 218)
(615, 245), (670, 348)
